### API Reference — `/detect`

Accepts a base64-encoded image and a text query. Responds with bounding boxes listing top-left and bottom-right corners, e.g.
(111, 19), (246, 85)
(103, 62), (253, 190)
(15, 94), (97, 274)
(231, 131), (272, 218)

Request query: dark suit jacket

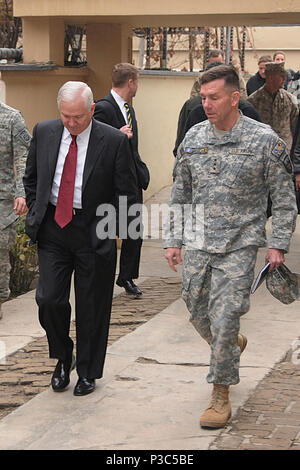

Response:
(246, 72), (266, 97)
(94, 92), (150, 193)
(173, 95), (203, 157)
(23, 118), (138, 259)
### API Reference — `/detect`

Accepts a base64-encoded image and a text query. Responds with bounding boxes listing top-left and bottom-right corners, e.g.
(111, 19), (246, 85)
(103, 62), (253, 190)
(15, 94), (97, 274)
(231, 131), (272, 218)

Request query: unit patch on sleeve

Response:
(272, 140), (284, 157)
(18, 129), (32, 144)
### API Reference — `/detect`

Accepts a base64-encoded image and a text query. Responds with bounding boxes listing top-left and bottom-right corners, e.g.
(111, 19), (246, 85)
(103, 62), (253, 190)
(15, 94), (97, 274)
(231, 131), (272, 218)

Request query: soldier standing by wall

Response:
(164, 65), (297, 429)
(247, 62), (299, 216)
(0, 85), (31, 319)
(94, 63), (150, 298)
(247, 62), (298, 154)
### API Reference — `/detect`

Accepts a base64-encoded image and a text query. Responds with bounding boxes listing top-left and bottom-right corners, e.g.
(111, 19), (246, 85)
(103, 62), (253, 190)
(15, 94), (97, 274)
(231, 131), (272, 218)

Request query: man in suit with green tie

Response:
(94, 63), (150, 298)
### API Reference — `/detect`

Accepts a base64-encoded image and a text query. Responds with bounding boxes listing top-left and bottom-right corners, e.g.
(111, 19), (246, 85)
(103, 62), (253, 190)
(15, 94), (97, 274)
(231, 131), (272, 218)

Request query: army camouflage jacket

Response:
(0, 102), (31, 228)
(247, 86), (299, 153)
(163, 114), (297, 254)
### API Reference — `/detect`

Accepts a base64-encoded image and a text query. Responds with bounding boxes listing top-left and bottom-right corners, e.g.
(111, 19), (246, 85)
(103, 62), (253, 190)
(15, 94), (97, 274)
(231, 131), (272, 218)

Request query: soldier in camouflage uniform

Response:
(0, 96), (31, 319)
(247, 62), (299, 153)
(248, 62), (299, 217)
(164, 65), (297, 429)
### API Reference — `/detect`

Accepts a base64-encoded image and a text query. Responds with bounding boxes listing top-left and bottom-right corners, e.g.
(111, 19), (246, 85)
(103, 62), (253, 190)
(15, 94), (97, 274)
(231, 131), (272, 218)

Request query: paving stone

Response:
(272, 426), (300, 441)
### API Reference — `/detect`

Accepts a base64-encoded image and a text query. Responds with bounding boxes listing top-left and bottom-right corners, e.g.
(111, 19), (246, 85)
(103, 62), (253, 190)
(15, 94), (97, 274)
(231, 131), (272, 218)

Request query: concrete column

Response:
(86, 23), (133, 101)
(22, 17), (65, 65)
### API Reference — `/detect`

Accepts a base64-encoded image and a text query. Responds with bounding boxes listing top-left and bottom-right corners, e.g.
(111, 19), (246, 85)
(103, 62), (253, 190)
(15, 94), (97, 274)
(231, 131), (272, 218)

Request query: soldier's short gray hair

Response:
(57, 81), (94, 110)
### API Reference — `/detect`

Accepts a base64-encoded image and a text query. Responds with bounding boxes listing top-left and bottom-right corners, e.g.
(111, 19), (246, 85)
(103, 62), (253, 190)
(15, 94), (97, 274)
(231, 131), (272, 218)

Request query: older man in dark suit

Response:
(23, 81), (138, 396)
(94, 63), (150, 298)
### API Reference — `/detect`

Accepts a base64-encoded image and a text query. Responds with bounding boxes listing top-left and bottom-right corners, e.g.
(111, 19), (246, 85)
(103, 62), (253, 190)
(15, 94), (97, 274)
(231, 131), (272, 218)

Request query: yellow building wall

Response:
(5, 0), (300, 203)
(133, 26), (300, 75)
(244, 26), (300, 73)
(1, 68), (196, 201)
(133, 73), (196, 200)
(1, 68), (89, 132)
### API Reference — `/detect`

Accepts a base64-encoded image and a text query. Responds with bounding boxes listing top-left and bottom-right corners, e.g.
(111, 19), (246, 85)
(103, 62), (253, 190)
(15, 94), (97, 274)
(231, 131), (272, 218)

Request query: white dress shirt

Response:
(111, 88), (128, 125)
(49, 121), (92, 209)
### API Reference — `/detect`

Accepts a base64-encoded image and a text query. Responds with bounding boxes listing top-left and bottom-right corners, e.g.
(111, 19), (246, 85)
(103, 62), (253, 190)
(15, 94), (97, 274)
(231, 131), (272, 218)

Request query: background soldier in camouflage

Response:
(0, 86), (31, 319)
(164, 65), (297, 429)
(247, 61), (299, 217)
(247, 62), (299, 153)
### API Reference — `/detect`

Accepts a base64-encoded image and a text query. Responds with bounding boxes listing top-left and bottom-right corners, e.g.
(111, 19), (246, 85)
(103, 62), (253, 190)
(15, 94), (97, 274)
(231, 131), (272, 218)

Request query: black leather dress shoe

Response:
(116, 279), (142, 297)
(51, 354), (76, 392)
(74, 377), (95, 396)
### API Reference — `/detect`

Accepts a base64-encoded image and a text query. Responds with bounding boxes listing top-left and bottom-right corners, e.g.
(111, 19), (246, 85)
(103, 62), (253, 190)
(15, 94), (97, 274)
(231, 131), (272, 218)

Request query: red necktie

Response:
(54, 134), (78, 228)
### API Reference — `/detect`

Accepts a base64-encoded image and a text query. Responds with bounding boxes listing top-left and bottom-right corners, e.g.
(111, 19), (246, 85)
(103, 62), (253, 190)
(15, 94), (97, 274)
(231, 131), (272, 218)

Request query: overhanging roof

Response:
(13, 0), (300, 27)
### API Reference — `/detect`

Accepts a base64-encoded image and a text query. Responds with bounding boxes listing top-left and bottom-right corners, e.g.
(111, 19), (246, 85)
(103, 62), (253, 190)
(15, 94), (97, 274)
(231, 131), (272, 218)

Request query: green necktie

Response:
(124, 102), (132, 130)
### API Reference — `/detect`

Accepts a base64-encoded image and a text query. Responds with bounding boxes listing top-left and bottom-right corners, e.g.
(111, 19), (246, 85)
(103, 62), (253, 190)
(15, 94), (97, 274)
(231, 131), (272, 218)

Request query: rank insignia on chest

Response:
(184, 147), (208, 154)
(272, 140), (284, 157)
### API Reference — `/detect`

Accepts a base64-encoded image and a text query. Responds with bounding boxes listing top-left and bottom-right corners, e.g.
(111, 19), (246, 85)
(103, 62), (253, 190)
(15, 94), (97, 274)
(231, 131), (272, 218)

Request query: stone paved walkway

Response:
(0, 276), (182, 421)
(1, 269), (300, 450)
(211, 347), (300, 450)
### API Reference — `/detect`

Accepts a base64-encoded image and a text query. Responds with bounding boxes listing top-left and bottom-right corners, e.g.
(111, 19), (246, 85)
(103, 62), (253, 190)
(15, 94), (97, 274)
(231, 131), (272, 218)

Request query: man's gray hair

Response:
(57, 81), (94, 110)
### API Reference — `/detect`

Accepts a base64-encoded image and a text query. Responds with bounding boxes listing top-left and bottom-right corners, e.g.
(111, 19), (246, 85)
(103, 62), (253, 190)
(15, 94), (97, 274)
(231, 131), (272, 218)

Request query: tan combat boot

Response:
(238, 333), (247, 353)
(200, 384), (231, 428)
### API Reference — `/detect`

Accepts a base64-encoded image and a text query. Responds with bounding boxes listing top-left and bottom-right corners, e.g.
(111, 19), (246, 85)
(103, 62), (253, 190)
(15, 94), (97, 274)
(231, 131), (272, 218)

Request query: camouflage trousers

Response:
(0, 225), (16, 302)
(182, 246), (258, 386)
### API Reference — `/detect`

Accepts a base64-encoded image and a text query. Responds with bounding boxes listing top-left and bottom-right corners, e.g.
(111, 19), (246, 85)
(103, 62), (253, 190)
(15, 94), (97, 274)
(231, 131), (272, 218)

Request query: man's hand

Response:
(14, 197), (28, 216)
(165, 247), (183, 272)
(295, 173), (300, 191)
(120, 125), (133, 139)
(265, 248), (285, 272)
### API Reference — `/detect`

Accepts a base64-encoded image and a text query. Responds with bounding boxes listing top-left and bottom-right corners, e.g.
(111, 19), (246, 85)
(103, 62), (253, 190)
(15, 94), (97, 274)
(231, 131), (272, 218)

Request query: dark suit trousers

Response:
(36, 204), (116, 379)
(118, 190), (143, 281)
(118, 237), (142, 281)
